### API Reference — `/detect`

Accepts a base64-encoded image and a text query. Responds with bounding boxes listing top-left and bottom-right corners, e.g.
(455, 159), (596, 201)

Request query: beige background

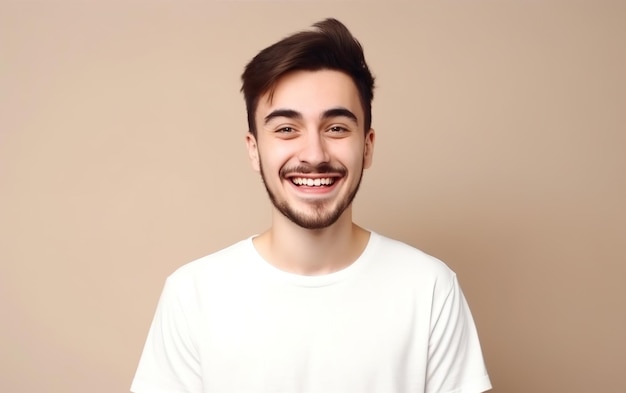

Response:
(1, 1), (625, 392)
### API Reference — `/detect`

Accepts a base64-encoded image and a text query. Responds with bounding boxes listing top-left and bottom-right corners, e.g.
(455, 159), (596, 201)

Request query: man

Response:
(131, 18), (492, 393)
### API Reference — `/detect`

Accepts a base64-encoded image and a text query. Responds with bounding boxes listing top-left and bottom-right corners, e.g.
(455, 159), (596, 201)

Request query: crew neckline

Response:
(245, 231), (380, 288)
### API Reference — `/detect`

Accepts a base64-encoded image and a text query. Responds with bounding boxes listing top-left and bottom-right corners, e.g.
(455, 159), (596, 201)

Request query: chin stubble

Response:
(258, 160), (364, 230)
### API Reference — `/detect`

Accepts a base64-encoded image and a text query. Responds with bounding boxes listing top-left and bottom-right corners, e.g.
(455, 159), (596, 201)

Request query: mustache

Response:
(280, 163), (347, 177)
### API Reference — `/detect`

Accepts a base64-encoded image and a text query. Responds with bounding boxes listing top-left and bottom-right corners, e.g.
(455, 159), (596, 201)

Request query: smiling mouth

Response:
(291, 177), (336, 187)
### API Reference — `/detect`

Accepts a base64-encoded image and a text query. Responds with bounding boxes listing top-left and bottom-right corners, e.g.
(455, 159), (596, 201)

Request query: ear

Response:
(363, 128), (375, 169)
(245, 132), (260, 172)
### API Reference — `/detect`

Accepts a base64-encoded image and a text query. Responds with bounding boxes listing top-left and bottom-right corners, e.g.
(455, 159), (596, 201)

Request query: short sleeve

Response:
(426, 275), (492, 393)
(131, 276), (202, 393)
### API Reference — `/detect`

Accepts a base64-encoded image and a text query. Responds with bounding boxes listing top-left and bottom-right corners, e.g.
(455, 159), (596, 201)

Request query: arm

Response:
(131, 276), (202, 393)
(426, 275), (492, 393)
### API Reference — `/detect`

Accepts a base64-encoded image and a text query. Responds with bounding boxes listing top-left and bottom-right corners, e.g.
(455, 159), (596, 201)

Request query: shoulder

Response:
(165, 237), (255, 287)
(367, 232), (457, 288)
(371, 232), (452, 272)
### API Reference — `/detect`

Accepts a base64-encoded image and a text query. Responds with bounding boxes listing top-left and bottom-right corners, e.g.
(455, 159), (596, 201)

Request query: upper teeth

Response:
(292, 177), (334, 186)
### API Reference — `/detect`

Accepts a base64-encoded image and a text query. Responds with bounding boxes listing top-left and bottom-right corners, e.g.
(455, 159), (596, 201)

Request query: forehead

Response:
(256, 70), (363, 121)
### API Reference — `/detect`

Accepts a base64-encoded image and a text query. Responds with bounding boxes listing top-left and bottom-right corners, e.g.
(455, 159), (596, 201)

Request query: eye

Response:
(328, 125), (348, 133)
(276, 126), (294, 133)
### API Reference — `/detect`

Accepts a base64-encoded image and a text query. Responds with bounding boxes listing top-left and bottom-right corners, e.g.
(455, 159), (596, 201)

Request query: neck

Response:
(252, 208), (370, 275)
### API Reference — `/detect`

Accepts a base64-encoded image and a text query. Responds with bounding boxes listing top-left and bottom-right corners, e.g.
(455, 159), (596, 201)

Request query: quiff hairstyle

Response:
(241, 18), (375, 136)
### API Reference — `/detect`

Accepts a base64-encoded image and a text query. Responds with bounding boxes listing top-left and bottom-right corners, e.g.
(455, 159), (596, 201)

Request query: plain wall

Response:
(1, 1), (624, 392)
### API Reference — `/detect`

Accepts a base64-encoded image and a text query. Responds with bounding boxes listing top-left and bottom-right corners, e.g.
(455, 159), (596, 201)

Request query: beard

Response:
(258, 160), (364, 230)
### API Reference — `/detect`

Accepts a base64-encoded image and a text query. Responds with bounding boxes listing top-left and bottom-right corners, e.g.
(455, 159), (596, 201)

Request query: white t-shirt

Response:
(131, 232), (491, 393)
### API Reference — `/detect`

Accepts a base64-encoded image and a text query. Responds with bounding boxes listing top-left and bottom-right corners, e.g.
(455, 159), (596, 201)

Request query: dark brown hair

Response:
(241, 18), (375, 136)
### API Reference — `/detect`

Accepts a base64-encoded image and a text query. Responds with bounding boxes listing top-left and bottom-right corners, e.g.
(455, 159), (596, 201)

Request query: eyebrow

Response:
(322, 108), (358, 124)
(264, 109), (302, 124)
(264, 107), (358, 125)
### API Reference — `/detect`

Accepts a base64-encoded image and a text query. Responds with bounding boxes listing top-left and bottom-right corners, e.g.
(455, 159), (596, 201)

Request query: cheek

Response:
(258, 145), (292, 172)
(341, 144), (367, 167)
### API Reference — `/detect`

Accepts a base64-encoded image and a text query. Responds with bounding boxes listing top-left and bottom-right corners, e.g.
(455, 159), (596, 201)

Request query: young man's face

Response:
(246, 69), (375, 230)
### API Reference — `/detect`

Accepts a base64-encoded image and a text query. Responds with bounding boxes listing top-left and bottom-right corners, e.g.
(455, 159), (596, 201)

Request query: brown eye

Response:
(329, 126), (348, 133)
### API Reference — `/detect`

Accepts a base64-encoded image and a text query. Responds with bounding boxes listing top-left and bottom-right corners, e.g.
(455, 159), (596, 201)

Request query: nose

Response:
(297, 131), (330, 165)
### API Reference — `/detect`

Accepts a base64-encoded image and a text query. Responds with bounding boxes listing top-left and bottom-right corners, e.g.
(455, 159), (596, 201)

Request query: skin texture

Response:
(246, 69), (375, 275)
